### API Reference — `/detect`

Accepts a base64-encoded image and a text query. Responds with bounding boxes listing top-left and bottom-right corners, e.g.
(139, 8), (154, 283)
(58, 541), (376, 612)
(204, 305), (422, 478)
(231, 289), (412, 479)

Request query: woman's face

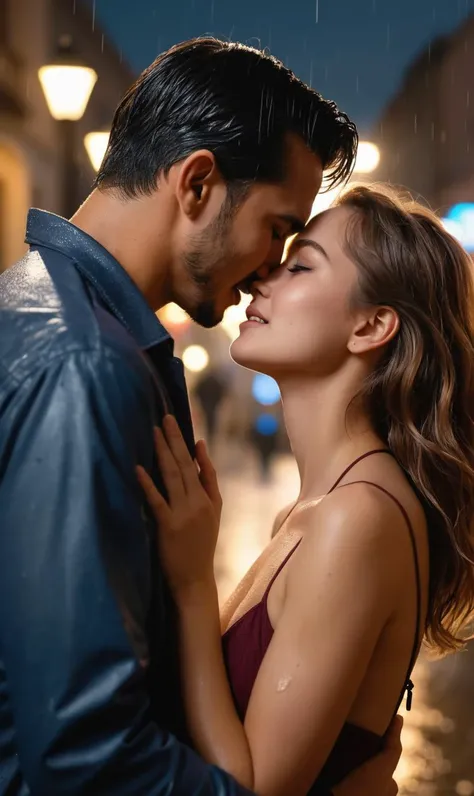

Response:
(230, 205), (362, 378)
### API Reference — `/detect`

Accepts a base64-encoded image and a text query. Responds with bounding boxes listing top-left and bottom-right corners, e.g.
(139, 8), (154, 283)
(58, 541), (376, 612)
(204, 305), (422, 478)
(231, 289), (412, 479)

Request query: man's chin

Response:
(190, 301), (224, 329)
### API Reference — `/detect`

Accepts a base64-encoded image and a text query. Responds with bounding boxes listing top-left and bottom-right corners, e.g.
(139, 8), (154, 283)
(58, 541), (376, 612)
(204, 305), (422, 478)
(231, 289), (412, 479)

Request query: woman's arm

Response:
(173, 486), (404, 795)
(138, 418), (405, 796)
(174, 582), (255, 786)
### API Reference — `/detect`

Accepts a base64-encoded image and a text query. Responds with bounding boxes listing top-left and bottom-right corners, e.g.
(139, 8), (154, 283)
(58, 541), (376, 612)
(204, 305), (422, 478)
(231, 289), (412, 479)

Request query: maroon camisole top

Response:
(222, 450), (422, 794)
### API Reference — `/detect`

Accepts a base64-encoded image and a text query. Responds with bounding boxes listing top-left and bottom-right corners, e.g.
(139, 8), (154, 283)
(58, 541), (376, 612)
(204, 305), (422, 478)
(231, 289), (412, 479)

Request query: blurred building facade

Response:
(373, 14), (474, 214)
(0, 0), (134, 271)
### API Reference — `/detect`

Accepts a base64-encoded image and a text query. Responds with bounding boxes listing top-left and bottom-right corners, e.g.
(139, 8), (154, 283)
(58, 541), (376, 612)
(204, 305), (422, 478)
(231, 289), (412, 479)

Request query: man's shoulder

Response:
(0, 247), (143, 387)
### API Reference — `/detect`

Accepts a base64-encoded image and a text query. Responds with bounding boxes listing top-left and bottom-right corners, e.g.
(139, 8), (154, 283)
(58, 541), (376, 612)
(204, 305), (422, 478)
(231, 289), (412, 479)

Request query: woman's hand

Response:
(136, 414), (222, 598)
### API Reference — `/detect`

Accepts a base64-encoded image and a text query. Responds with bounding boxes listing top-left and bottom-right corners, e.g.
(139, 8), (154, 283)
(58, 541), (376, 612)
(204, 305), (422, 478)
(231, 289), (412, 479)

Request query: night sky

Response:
(90, 0), (474, 134)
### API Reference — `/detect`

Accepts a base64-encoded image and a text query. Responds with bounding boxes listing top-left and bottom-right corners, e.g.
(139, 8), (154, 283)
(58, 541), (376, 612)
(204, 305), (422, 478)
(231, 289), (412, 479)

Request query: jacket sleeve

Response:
(0, 346), (253, 796)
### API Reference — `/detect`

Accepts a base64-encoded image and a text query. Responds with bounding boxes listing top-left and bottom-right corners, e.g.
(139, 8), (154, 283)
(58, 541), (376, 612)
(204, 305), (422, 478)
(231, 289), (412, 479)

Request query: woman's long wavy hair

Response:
(335, 184), (474, 656)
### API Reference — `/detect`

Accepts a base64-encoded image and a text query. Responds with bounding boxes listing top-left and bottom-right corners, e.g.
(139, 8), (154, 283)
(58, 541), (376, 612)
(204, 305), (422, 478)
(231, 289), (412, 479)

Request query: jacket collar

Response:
(25, 208), (170, 350)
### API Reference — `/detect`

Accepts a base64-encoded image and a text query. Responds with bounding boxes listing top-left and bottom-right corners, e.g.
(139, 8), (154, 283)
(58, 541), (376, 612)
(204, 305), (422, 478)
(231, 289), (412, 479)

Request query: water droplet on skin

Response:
(276, 677), (291, 692)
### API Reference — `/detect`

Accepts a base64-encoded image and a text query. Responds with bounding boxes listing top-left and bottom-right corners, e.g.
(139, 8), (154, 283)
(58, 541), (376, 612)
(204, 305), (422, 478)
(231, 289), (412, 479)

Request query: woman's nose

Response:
(250, 273), (277, 298)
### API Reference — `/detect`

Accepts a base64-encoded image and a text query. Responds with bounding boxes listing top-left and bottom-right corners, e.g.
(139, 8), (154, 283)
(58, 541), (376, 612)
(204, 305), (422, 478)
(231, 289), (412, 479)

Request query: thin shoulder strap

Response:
(262, 539), (303, 603)
(328, 449), (393, 494)
(335, 479), (422, 712)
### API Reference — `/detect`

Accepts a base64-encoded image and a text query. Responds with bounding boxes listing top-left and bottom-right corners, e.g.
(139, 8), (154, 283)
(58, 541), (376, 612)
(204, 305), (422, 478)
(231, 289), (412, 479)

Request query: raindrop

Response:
(210, 0), (215, 24)
(372, 0), (376, 10)
(315, 0), (319, 24)
(101, 34), (104, 53)
(72, 0), (76, 13)
(91, 0), (96, 32)
(309, 60), (313, 88)
(414, 114), (418, 134)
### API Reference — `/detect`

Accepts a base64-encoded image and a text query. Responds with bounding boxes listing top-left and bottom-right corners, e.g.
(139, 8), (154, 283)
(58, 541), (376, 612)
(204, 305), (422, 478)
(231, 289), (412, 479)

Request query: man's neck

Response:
(71, 188), (173, 311)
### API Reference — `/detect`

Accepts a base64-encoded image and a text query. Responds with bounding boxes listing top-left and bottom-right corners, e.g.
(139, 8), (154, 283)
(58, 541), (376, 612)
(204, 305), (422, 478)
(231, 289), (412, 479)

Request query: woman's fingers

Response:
(136, 465), (171, 526)
(162, 415), (200, 494)
(153, 425), (186, 502)
(196, 439), (222, 510)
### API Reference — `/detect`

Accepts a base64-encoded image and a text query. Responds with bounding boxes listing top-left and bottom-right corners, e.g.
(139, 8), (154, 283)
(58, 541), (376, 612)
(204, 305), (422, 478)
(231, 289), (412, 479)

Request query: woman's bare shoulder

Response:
(292, 480), (427, 595)
(271, 501), (297, 539)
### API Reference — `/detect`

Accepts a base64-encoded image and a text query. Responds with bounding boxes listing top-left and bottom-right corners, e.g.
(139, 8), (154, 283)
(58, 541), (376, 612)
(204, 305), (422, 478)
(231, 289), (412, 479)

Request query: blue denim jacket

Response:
(0, 210), (252, 796)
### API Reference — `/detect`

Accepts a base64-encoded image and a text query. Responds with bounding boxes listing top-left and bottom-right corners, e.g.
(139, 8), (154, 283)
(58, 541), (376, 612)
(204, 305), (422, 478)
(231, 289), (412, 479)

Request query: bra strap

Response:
(262, 539), (303, 603)
(328, 449), (393, 494)
(334, 479), (422, 713)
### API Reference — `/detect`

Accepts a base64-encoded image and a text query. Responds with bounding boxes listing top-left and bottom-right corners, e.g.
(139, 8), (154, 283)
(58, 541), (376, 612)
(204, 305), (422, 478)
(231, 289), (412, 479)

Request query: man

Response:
(0, 38), (401, 794)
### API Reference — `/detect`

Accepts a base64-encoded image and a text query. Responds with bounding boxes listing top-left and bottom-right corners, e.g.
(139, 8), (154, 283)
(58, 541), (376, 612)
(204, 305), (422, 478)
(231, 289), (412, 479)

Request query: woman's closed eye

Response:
(287, 263), (312, 274)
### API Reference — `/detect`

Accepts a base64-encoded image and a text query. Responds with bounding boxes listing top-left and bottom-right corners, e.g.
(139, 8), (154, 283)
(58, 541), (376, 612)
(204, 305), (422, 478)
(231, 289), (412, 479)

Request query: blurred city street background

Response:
(1, 0), (474, 791)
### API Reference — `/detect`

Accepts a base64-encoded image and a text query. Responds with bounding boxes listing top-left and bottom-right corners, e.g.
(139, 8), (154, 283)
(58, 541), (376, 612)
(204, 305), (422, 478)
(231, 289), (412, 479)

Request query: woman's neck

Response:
(278, 371), (384, 502)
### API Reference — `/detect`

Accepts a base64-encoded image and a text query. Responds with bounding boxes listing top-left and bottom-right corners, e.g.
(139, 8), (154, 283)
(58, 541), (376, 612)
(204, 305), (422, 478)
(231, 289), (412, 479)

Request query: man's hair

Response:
(95, 38), (358, 197)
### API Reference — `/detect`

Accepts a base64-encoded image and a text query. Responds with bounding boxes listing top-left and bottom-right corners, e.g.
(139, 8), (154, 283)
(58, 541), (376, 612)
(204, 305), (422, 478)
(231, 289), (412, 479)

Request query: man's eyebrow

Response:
(278, 214), (306, 234)
(287, 237), (330, 262)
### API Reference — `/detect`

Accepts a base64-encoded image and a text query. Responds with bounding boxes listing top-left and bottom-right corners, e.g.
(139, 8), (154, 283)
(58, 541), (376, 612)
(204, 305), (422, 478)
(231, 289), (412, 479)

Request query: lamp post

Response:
(84, 130), (110, 173)
(39, 36), (97, 218)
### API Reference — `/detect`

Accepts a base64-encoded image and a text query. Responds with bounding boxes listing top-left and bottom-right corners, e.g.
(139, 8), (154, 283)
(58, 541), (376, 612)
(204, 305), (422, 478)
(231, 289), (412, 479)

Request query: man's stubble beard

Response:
(182, 209), (235, 329)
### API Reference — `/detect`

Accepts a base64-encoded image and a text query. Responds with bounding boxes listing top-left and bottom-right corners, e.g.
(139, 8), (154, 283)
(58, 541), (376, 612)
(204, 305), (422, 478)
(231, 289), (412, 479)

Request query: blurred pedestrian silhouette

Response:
(250, 413), (279, 483)
(194, 368), (229, 450)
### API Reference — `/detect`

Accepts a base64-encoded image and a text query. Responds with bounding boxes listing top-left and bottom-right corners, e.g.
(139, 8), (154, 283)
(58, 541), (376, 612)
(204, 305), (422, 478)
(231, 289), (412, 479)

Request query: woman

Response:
(137, 185), (474, 795)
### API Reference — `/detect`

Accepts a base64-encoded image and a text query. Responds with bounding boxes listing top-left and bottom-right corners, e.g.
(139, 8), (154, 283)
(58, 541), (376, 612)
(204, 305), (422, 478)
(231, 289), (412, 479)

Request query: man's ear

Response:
(174, 149), (222, 220)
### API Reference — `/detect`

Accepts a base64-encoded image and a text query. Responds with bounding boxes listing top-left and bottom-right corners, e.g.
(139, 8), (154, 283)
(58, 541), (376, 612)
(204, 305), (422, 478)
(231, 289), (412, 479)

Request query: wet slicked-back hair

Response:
(96, 38), (358, 198)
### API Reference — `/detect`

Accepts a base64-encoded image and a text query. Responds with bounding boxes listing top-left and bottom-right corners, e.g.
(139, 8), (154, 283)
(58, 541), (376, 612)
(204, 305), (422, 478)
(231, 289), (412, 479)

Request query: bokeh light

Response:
(84, 131), (110, 172)
(161, 303), (190, 326)
(255, 413), (279, 435)
(251, 373), (281, 406)
(354, 141), (380, 173)
(220, 294), (252, 341)
(442, 204), (474, 252)
(182, 344), (209, 373)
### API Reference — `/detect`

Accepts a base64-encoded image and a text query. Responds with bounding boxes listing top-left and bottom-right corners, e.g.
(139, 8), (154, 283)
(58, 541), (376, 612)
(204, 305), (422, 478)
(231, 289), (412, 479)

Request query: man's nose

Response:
(238, 261), (281, 294)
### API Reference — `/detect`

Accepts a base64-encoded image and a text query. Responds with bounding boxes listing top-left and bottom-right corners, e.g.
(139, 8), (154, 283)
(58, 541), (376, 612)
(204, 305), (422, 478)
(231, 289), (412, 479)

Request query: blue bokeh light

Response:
(442, 204), (474, 252)
(251, 374), (281, 406)
(254, 413), (279, 436)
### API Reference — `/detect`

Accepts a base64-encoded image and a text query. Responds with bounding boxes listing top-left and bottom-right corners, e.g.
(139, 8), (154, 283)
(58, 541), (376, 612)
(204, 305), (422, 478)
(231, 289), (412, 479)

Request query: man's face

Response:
(173, 136), (323, 328)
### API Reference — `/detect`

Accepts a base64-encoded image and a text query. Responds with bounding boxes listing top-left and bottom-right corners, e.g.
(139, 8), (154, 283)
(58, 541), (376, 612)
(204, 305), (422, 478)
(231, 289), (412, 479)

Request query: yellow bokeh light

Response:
(220, 294), (252, 341)
(182, 345), (209, 373)
(162, 303), (190, 326)
(84, 131), (110, 172)
(354, 141), (380, 174)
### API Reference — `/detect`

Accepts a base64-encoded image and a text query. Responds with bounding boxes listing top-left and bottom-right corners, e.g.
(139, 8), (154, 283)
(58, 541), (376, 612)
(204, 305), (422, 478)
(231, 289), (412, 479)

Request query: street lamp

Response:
(311, 141), (381, 217)
(84, 131), (110, 173)
(39, 36), (97, 218)
(354, 141), (380, 174)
